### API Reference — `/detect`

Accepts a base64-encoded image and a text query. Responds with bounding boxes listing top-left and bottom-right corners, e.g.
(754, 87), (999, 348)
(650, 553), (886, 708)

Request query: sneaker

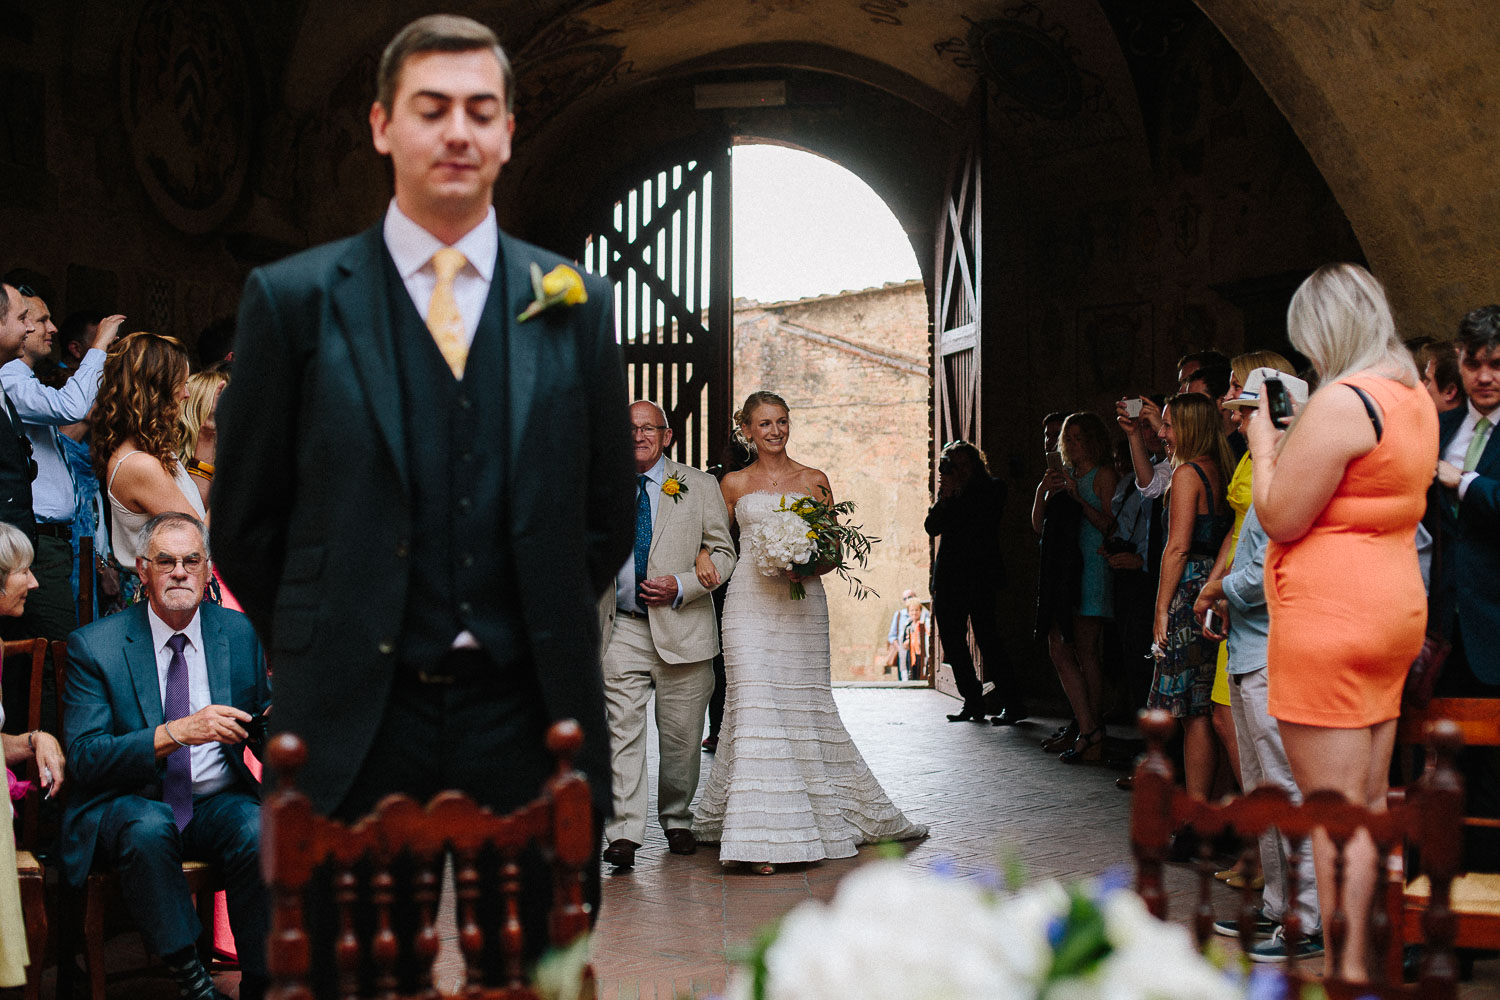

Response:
(1212, 909), (1277, 940)
(1247, 928), (1324, 963)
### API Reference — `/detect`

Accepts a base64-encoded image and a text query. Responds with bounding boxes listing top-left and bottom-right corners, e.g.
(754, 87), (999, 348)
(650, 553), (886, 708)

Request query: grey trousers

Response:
(1229, 666), (1321, 933)
(602, 616), (715, 845)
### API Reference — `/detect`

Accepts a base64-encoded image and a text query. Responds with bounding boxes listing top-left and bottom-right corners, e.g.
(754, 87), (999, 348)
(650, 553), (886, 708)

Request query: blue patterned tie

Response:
(163, 633), (193, 831)
(634, 474), (652, 608)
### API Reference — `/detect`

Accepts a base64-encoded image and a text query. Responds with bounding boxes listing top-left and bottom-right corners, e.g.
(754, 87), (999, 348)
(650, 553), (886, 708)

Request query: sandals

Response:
(721, 860), (777, 876)
(1040, 720), (1079, 753)
(1059, 726), (1104, 764)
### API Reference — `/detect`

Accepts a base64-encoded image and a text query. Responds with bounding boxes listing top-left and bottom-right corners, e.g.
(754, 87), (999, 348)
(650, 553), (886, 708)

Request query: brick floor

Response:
(11, 688), (1497, 998)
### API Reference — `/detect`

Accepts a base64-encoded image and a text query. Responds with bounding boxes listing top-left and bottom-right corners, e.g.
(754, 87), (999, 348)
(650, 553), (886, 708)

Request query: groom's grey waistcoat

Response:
(387, 250), (521, 668)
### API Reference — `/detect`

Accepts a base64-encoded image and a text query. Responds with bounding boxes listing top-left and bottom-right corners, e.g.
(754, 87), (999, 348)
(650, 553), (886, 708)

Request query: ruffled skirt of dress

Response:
(691, 571), (928, 863)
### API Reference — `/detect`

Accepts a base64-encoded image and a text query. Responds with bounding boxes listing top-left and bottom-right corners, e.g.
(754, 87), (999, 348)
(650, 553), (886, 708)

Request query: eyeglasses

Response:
(150, 554), (206, 572)
(631, 424), (668, 437)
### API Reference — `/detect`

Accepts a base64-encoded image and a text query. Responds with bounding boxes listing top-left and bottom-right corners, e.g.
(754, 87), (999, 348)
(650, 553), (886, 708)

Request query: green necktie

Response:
(1464, 416), (1492, 473)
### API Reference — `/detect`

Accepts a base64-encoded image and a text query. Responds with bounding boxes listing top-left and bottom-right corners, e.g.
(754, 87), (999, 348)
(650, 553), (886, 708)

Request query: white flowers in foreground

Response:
(724, 861), (1249, 1000)
(742, 509), (816, 577)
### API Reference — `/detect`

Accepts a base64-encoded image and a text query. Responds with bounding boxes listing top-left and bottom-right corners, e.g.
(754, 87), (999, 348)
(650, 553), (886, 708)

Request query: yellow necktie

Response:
(427, 248), (469, 379)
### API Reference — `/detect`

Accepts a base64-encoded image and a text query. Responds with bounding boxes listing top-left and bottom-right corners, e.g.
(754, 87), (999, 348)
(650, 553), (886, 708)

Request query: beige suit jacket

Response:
(598, 458), (737, 664)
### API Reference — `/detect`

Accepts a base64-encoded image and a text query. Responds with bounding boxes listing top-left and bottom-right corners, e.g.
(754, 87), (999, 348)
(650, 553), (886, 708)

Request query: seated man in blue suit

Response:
(61, 512), (271, 1000)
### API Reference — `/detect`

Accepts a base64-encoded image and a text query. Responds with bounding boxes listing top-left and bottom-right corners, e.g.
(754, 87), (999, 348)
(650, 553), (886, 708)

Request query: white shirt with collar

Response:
(614, 455), (686, 614)
(382, 198), (498, 650)
(1442, 399), (1498, 501)
(382, 199), (497, 346)
(148, 604), (232, 798)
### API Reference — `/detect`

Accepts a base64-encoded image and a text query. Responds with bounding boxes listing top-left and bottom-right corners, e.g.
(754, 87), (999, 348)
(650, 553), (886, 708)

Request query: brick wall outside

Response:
(731, 280), (931, 682)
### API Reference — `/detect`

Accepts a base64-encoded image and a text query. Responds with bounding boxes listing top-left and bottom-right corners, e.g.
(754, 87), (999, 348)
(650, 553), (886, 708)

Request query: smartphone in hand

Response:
(1264, 378), (1294, 427)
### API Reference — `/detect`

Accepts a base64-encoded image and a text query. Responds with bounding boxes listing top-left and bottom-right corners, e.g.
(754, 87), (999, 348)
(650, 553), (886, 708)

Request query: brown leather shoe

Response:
(666, 828), (697, 855)
(602, 839), (639, 867)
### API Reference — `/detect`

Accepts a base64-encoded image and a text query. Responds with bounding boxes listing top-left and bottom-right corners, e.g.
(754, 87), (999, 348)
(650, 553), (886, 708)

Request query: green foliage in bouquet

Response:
(773, 488), (881, 600)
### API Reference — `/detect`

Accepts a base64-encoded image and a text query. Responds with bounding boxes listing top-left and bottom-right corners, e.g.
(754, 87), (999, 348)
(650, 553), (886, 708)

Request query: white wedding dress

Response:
(692, 491), (928, 863)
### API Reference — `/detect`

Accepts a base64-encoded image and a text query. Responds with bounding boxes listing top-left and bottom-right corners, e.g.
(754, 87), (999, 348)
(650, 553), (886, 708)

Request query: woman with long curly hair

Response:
(93, 332), (204, 588)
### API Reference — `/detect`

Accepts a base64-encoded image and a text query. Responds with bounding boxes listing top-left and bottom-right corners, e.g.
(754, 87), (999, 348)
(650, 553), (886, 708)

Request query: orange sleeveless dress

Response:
(1266, 376), (1439, 728)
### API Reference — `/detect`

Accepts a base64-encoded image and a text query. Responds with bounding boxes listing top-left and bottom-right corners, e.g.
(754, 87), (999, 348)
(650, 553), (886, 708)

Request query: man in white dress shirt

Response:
(0, 291), (121, 639)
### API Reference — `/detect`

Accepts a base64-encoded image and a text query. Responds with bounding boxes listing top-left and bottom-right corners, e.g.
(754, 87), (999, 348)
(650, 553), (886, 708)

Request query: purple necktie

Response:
(163, 633), (193, 831)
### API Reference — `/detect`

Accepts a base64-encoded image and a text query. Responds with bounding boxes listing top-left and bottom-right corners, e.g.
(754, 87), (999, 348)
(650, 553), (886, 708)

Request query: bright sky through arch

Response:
(732, 143), (922, 304)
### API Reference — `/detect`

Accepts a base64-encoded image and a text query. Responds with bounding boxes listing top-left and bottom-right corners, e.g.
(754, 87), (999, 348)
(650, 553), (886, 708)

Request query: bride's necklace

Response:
(764, 464), (794, 488)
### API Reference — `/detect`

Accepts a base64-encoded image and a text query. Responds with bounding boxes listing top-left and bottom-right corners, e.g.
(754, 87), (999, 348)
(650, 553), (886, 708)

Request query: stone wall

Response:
(731, 281), (930, 682)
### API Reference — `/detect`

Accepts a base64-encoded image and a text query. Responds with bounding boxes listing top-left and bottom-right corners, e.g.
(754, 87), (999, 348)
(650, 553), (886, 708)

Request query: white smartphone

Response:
(1046, 451), (1065, 474)
(1124, 398), (1144, 418)
(1203, 608), (1220, 634)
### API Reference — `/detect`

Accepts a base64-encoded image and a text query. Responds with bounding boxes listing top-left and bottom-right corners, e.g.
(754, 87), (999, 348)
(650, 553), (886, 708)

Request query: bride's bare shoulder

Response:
(800, 466), (833, 500)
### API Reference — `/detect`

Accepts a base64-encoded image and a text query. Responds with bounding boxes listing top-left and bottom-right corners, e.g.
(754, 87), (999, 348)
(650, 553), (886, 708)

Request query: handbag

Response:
(1402, 504), (1450, 711)
(881, 640), (899, 669)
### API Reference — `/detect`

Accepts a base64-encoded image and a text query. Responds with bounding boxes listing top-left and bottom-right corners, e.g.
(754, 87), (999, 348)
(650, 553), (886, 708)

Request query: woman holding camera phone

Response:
(1035, 412), (1117, 762)
(1247, 263), (1437, 983)
(1147, 393), (1233, 799)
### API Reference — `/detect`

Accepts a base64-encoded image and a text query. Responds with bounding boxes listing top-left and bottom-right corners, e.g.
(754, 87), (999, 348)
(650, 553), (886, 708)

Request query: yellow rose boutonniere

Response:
(518, 262), (588, 322)
(662, 473), (689, 502)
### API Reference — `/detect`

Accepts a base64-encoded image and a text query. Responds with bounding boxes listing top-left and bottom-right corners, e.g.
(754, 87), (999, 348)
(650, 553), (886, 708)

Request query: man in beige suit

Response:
(600, 400), (736, 868)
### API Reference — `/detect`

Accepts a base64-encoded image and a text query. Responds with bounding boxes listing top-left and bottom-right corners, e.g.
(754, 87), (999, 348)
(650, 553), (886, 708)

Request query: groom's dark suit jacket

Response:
(212, 222), (634, 816)
(1433, 405), (1500, 685)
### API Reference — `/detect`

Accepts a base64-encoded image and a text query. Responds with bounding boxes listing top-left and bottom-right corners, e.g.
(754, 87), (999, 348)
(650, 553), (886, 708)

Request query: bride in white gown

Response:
(691, 391), (928, 874)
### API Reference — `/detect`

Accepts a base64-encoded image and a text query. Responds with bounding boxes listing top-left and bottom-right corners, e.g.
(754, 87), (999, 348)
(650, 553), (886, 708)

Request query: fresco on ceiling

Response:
(860, 0), (909, 26)
(120, 0), (253, 234)
(512, 16), (633, 133)
(935, 2), (1126, 160)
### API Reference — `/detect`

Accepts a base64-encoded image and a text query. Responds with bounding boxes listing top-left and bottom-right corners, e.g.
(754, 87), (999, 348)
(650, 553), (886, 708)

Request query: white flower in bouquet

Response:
(742, 509), (816, 577)
(728, 862), (1035, 1000)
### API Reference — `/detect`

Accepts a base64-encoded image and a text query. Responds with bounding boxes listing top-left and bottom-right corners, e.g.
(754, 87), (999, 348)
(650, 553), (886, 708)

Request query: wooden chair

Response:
(7, 637), (51, 1000)
(262, 720), (595, 1000)
(52, 637), (221, 1000)
(1130, 708), (1461, 1000)
(1397, 697), (1500, 951)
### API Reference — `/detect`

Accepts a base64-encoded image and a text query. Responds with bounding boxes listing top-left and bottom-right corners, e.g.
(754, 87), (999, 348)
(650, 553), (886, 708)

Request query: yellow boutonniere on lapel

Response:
(517, 262), (587, 322)
(662, 473), (689, 503)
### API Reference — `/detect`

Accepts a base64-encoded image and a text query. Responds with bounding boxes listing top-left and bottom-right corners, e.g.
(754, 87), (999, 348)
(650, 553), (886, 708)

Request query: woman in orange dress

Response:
(1247, 263), (1438, 983)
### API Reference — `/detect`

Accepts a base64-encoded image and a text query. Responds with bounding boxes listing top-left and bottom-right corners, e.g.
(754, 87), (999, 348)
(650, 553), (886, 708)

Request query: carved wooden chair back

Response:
(1397, 697), (1500, 952)
(261, 719), (595, 1000)
(1130, 708), (1462, 1000)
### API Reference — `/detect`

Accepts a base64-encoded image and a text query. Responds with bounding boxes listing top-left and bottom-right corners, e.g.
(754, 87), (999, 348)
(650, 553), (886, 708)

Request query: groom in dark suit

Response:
(61, 512), (270, 1000)
(212, 11), (633, 937)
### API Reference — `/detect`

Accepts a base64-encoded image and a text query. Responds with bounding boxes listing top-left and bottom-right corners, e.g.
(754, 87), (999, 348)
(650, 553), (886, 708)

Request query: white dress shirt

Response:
(148, 604), (232, 798)
(1441, 399), (1498, 501)
(0, 352), (104, 522)
(382, 199), (499, 650)
(382, 199), (497, 348)
(1138, 456), (1172, 499)
(614, 456), (686, 613)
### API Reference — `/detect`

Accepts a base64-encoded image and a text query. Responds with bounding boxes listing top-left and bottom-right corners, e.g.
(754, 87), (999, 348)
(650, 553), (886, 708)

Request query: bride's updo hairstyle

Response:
(733, 390), (790, 454)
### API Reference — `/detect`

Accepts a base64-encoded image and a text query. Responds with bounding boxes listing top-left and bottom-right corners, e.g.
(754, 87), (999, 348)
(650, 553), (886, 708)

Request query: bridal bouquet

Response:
(724, 860), (1275, 1000)
(741, 491), (879, 600)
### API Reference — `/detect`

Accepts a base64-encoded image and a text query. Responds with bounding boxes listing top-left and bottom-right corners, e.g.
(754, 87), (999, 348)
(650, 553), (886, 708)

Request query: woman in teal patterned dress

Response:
(1148, 393), (1232, 799)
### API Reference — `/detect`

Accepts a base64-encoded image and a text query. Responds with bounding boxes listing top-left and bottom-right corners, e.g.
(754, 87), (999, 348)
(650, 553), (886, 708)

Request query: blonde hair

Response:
(1166, 393), (1233, 476)
(1287, 263), (1418, 387)
(733, 391), (790, 454)
(0, 522), (33, 591)
(93, 332), (191, 480)
(1058, 411), (1110, 469)
(178, 368), (230, 465)
(1230, 350), (1296, 390)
